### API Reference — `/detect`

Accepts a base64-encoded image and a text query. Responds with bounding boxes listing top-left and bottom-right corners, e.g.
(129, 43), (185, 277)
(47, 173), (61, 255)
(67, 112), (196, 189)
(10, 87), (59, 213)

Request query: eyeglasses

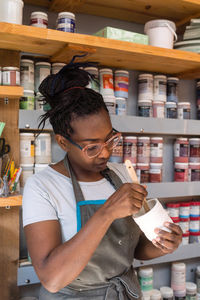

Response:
(64, 129), (121, 158)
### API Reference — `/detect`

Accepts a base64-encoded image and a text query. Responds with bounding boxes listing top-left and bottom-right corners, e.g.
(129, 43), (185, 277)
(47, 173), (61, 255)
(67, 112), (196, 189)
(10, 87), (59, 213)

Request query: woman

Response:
(23, 60), (182, 300)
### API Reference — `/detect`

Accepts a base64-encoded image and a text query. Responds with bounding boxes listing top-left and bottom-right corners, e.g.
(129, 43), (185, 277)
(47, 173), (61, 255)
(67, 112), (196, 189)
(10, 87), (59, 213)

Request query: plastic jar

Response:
(20, 90), (35, 110)
(149, 163), (163, 183)
(35, 92), (45, 110)
(2, 67), (20, 86)
(20, 133), (35, 164)
(109, 136), (123, 163)
(35, 133), (51, 164)
(150, 137), (163, 163)
(114, 70), (129, 98)
(136, 163), (149, 183)
(171, 263), (186, 296)
(160, 287), (174, 300)
(138, 73), (153, 101)
(179, 218), (189, 234)
(150, 290), (162, 300)
(152, 101), (165, 118)
(99, 68), (114, 96)
(174, 162), (188, 182)
(52, 63), (66, 74)
(165, 102), (177, 119)
(153, 75), (167, 102)
(180, 202), (190, 218)
(138, 100), (153, 117)
(186, 282), (197, 300)
(167, 77), (179, 103)
(189, 217), (200, 232)
(35, 62), (51, 93)
(30, 11), (48, 28)
(116, 97), (127, 115)
(84, 67), (100, 93)
(177, 102), (191, 120)
(137, 137), (150, 164)
(174, 138), (189, 163)
(20, 164), (34, 187)
(166, 203), (180, 218)
(181, 232), (189, 245)
(123, 136), (137, 164)
(189, 138), (200, 163)
(20, 59), (34, 90)
(56, 12), (75, 32)
(189, 231), (200, 243)
(196, 266), (200, 293)
(188, 163), (200, 181)
(103, 95), (116, 115)
(190, 201), (200, 217)
(138, 267), (153, 292)
(0, 0), (24, 25)
(34, 163), (49, 173)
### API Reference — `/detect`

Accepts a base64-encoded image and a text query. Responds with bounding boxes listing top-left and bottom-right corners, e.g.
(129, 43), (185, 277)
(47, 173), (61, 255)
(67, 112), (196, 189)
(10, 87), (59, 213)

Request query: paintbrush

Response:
(125, 159), (150, 213)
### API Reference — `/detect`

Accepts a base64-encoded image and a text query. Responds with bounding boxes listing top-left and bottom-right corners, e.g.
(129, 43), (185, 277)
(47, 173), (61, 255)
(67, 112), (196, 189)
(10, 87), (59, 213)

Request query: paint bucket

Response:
(0, 0), (24, 25)
(144, 19), (177, 49)
(133, 198), (173, 241)
(35, 133), (51, 164)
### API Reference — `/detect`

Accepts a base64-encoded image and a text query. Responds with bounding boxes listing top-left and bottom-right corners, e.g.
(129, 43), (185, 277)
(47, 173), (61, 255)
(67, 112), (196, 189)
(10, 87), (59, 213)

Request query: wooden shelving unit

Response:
(0, 86), (24, 99)
(0, 195), (22, 207)
(1, 22), (200, 78)
(23, 0), (200, 26)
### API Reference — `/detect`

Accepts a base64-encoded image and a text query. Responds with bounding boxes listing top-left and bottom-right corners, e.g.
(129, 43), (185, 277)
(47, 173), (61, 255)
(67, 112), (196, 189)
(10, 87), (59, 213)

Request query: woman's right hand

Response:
(101, 183), (148, 221)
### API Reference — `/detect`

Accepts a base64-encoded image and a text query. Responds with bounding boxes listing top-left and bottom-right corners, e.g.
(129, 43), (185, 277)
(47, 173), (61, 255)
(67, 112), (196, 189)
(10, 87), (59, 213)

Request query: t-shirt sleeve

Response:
(22, 175), (58, 227)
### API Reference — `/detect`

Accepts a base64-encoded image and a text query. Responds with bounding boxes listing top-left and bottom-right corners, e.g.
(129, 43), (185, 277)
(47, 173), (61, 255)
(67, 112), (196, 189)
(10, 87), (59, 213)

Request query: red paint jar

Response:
(136, 163), (149, 183)
(137, 137), (150, 164)
(149, 163), (163, 182)
(123, 136), (137, 164)
(150, 137), (163, 163)
(188, 163), (200, 181)
(179, 217), (189, 234)
(166, 203), (180, 218)
(189, 138), (200, 163)
(174, 138), (189, 163)
(174, 162), (188, 182)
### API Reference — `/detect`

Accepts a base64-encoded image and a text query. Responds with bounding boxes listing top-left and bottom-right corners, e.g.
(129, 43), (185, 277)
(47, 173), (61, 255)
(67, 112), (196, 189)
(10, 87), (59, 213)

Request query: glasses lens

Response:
(106, 134), (121, 150)
(86, 144), (102, 158)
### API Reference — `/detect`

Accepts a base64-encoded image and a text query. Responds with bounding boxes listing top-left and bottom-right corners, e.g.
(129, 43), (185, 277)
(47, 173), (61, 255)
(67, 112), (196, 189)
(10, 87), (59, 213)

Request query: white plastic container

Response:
(35, 133), (51, 164)
(149, 163), (163, 183)
(0, 0), (24, 25)
(171, 262), (186, 297)
(85, 67), (100, 93)
(20, 59), (34, 91)
(152, 101), (165, 118)
(99, 68), (114, 96)
(160, 286), (173, 300)
(150, 137), (163, 163)
(56, 12), (75, 33)
(30, 11), (48, 28)
(20, 90), (35, 110)
(114, 70), (129, 98)
(133, 198), (173, 241)
(177, 102), (191, 120)
(3, 67), (20, 86)
(144, 19), (177, 49)
(150, 289), (162, 300)
(20, 133), (35, 164)
(103, 95), (116, 115)
(34, 164), (49, 173)
(20, 164), (34, 187)
(35, 92), (45, 110)
(138, 267), (153, 292)
(116, 97), (127, 115)
(52, 63), (66, 74)
(153, 75), (167, 102)
(138, 73), (153, 101)
(35, 62), (51, 93)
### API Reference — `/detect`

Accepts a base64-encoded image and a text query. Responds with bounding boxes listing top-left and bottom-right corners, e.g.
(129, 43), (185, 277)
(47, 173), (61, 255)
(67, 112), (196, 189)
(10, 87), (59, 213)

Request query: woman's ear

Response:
(55, 134), (69, 152)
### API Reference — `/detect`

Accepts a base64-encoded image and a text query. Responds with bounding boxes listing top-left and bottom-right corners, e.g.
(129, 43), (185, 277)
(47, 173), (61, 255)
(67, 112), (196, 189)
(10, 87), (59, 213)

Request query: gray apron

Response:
(39, 155), (142, 300)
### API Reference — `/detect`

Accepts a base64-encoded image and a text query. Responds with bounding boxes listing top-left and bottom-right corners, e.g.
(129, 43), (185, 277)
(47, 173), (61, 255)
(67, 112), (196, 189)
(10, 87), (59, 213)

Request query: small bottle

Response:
(186, 282), (197, 300)
(160, 287), (174, 300)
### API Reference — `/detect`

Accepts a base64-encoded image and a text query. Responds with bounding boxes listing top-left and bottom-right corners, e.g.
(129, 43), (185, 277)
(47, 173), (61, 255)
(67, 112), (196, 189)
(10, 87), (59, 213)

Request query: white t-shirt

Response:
(22, 162), (132, 242)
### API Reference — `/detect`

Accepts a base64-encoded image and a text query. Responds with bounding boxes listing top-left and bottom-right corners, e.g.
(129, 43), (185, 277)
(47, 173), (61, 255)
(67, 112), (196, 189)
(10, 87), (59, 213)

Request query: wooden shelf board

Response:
(1, 23), (200, 78)
(0, 195), (22, 207)
(24, 0), (200, 25)
(0, 86), (24, 98)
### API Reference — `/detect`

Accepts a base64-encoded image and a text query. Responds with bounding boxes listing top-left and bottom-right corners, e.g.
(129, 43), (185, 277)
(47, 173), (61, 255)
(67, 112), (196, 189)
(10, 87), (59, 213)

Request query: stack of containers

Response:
(149, 137), (163, 183)
(189, 138), (200, 182)
(114, 70), (129, 115)
(109, 136), (123, 163)
(174, 138), (189, 182)
(35, 61), (51, 111)
(100, 68), (116, 114)
(171, 262), (186, 299)
(138, 73), (153, 117)
(123, 136), (137, 168)
(153, 74), (167, 118)
(165, 77), (179, 119)
(189, 201), (200, 244)
(20, 59), (35, 110)
(179, 202), (190, 243)
(136, 137), (150, 183)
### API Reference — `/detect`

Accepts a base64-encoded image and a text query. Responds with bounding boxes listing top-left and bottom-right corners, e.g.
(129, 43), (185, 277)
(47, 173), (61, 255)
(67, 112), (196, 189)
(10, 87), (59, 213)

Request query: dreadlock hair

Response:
(38, 56), (108, 137)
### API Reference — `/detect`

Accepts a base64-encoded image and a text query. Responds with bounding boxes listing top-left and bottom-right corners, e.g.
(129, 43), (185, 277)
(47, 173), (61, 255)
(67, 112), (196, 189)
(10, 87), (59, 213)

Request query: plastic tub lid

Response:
(36, 133), (51, 137)
(138, 136), (150, 140)
(174, 162), (189, 166)
(189, 162), (200, 166)
(167, 77), (179, 81)
(21, 59), (34, 64)
(35, 164), (49, 167)
(150, 163), (163, 167)
(99, 68), (113, 73)
(150, 137), (163, 141)
(123, 136), (137, 140)
(35, 62), (51, 66)
(186, 282), (197, 293)
(138, 267), (153, 276)
(3, 67), (19, 70)
(190, 216), (200, 220)
(172, 262), (186, 270)
(167, 202), (180, 207)
(179, 217), (190, 221)
(52, 63), (66, 67)
(138, 73), (153, 78)
(103, 95), (116, 101)
(189, 138), (200, 142)
(144, 19), (176, 32)
(154, 75), (167, 80)
(165, 102), (177, 107)
(176, 137), (188, 141)
(190, 231), (200, 235)
(31, 11), (48, 19)
(20, 164), (34, 168)
(84, 67), (98, 71)
(138, 100), (152, 104)
(20, 133), (34, 136)
(136, 163), (150, 167)
(152, 101), (165, 105)
(190, 201), (200, 205)
(58, 12), (75, 19)
(160, 286), (173, 298)
(24, 90), (35, 94)
(116, 97), (126, 101)
(115, 70), (129, 74)
(182, 232), (189, 237)
(180, 202), (190, 206)
(177, 102), (191, 106)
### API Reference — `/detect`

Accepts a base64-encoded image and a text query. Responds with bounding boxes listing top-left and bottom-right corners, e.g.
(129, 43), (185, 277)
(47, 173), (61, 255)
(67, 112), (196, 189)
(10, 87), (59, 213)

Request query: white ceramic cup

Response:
(133, 198), (173, 241)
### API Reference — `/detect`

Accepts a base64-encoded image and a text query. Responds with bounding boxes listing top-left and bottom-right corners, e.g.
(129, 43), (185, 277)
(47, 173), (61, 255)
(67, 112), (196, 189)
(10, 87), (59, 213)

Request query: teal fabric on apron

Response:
(39, 155), (142, 300)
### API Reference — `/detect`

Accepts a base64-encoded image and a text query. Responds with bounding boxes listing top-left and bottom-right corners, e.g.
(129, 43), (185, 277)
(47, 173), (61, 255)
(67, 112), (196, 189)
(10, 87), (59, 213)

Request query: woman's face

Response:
(65, 108), (114, 173)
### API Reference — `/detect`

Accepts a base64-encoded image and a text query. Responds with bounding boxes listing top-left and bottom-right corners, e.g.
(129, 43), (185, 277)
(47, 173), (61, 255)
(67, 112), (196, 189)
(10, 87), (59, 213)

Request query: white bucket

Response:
(144, 19), (177, 49)
(0, 0), (24, 25)
(133, 198), (173, 241)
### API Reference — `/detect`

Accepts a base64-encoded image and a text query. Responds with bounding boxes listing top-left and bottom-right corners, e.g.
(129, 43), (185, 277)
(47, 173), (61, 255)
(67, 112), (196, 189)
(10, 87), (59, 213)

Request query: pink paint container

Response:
(149, 163), (163, 183)
(137, 136), (150, 164)
(152, 101), (165, 118)
(136, 163), (149, 183)
(188, 163), (200, 181)
(189, 138), (200, 163)
(174, 138), (189, 163)
(174, 162), (188, 182)
(150, 137), (163, 163)
(123, 136), (137, 164)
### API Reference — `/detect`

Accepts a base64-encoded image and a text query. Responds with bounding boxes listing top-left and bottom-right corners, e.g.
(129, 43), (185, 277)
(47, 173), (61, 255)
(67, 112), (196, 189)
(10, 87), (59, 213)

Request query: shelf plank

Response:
(0, 195), (22, 207)
(134, 243), (200, 267)
(0, 86), (23, 98)
(1, 23), (200, 78)
(24, 0), (200, 25)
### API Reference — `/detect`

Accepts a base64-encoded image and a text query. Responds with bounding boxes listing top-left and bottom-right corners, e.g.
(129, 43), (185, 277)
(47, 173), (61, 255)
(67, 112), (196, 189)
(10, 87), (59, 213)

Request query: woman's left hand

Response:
(152, 222), (183, 254)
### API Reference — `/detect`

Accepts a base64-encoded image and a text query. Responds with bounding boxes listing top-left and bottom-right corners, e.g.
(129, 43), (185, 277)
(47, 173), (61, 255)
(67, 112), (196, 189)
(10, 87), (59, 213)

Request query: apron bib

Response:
(39, 155), (142, 300)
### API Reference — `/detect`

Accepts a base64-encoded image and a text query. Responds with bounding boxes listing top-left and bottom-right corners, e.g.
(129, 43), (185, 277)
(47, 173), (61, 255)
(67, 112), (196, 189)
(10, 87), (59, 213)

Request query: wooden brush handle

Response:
(125, 160), (150, 212)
